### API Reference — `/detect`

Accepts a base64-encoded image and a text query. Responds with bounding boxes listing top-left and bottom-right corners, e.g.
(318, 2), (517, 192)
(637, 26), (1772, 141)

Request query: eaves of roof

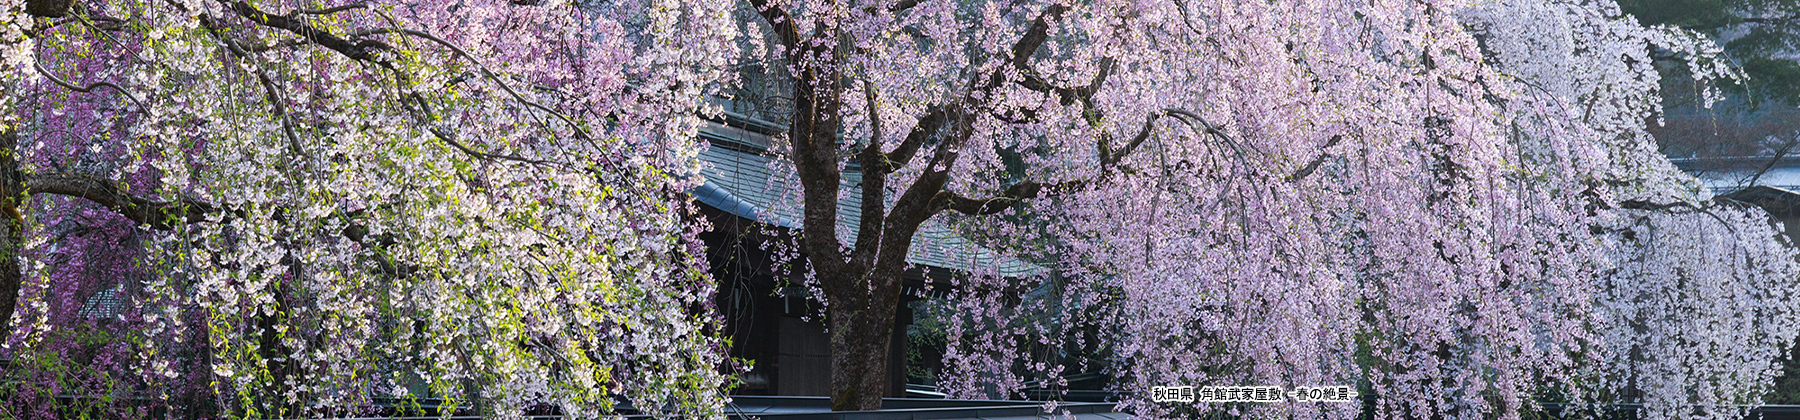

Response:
(693, 119), (1045, 279)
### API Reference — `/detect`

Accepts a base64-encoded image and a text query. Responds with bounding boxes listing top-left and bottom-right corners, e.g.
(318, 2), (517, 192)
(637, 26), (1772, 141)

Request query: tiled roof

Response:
(695, 119), (1045, 279)
(78, 284), (123, 319)
(1669, 156), (1800, 193)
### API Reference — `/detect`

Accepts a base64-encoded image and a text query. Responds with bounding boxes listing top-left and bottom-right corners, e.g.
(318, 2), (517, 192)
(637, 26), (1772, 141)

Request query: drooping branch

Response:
(1096, 104), (1338, 184)
(33, 11), (127, 36)
(208, 4), (588, 165)
(217, 2), (571, 142)
(34, 61), (145, 109)
(1163, 108), (1259, 156)
(27, 173), (220, 230)
(1611, 198), (1746, 235)
(350, 27), (594, 142)
(203, 18), (306, 155)
(1102, 107), (1247, 170)
(25, 173), (416, 274)
(418, 119), (553, 165)
(1618, 199), (1707, 212)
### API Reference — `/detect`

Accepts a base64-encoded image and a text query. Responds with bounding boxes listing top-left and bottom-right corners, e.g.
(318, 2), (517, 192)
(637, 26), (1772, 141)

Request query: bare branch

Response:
(1103, 111), (1163, 167)
(245, 38), (309, 52)
(1015, 57), (1112, 107)
(1287, 134), (1344, 182)
(224, 0), (388, 61)
(1681, 14), (1800, 31)
(1746, 137), (1796, 188)
(1011, 5), (1069, 69)
(936, 179), (1087, 215)
(1009, 6), (1118, 108)
(294, 3), (368, 15)
(860, 0), (921, 17)
(891, 0), (920, 14)
(883, 104), (948, 172)
(418, 114), (553, 165)
(746, 0), (801, 52)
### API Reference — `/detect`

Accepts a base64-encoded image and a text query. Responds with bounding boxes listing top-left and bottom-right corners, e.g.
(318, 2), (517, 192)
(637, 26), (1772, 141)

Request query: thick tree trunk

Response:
(0, 127), (21, 350)
(826, 273), (900, 411)
(25, 0), (74, 17)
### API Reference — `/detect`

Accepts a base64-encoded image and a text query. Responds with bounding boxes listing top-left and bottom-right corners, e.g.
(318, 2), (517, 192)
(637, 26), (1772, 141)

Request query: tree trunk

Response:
(0, 126), (22, 350)
(25, 0), (74, 18)
(826, 280), (899, 411)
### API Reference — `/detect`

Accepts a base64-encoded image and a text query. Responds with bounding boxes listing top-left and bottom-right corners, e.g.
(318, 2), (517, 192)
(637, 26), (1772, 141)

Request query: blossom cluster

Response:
(0, 0), (739, 418)
(867, 1), (1800, 420)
